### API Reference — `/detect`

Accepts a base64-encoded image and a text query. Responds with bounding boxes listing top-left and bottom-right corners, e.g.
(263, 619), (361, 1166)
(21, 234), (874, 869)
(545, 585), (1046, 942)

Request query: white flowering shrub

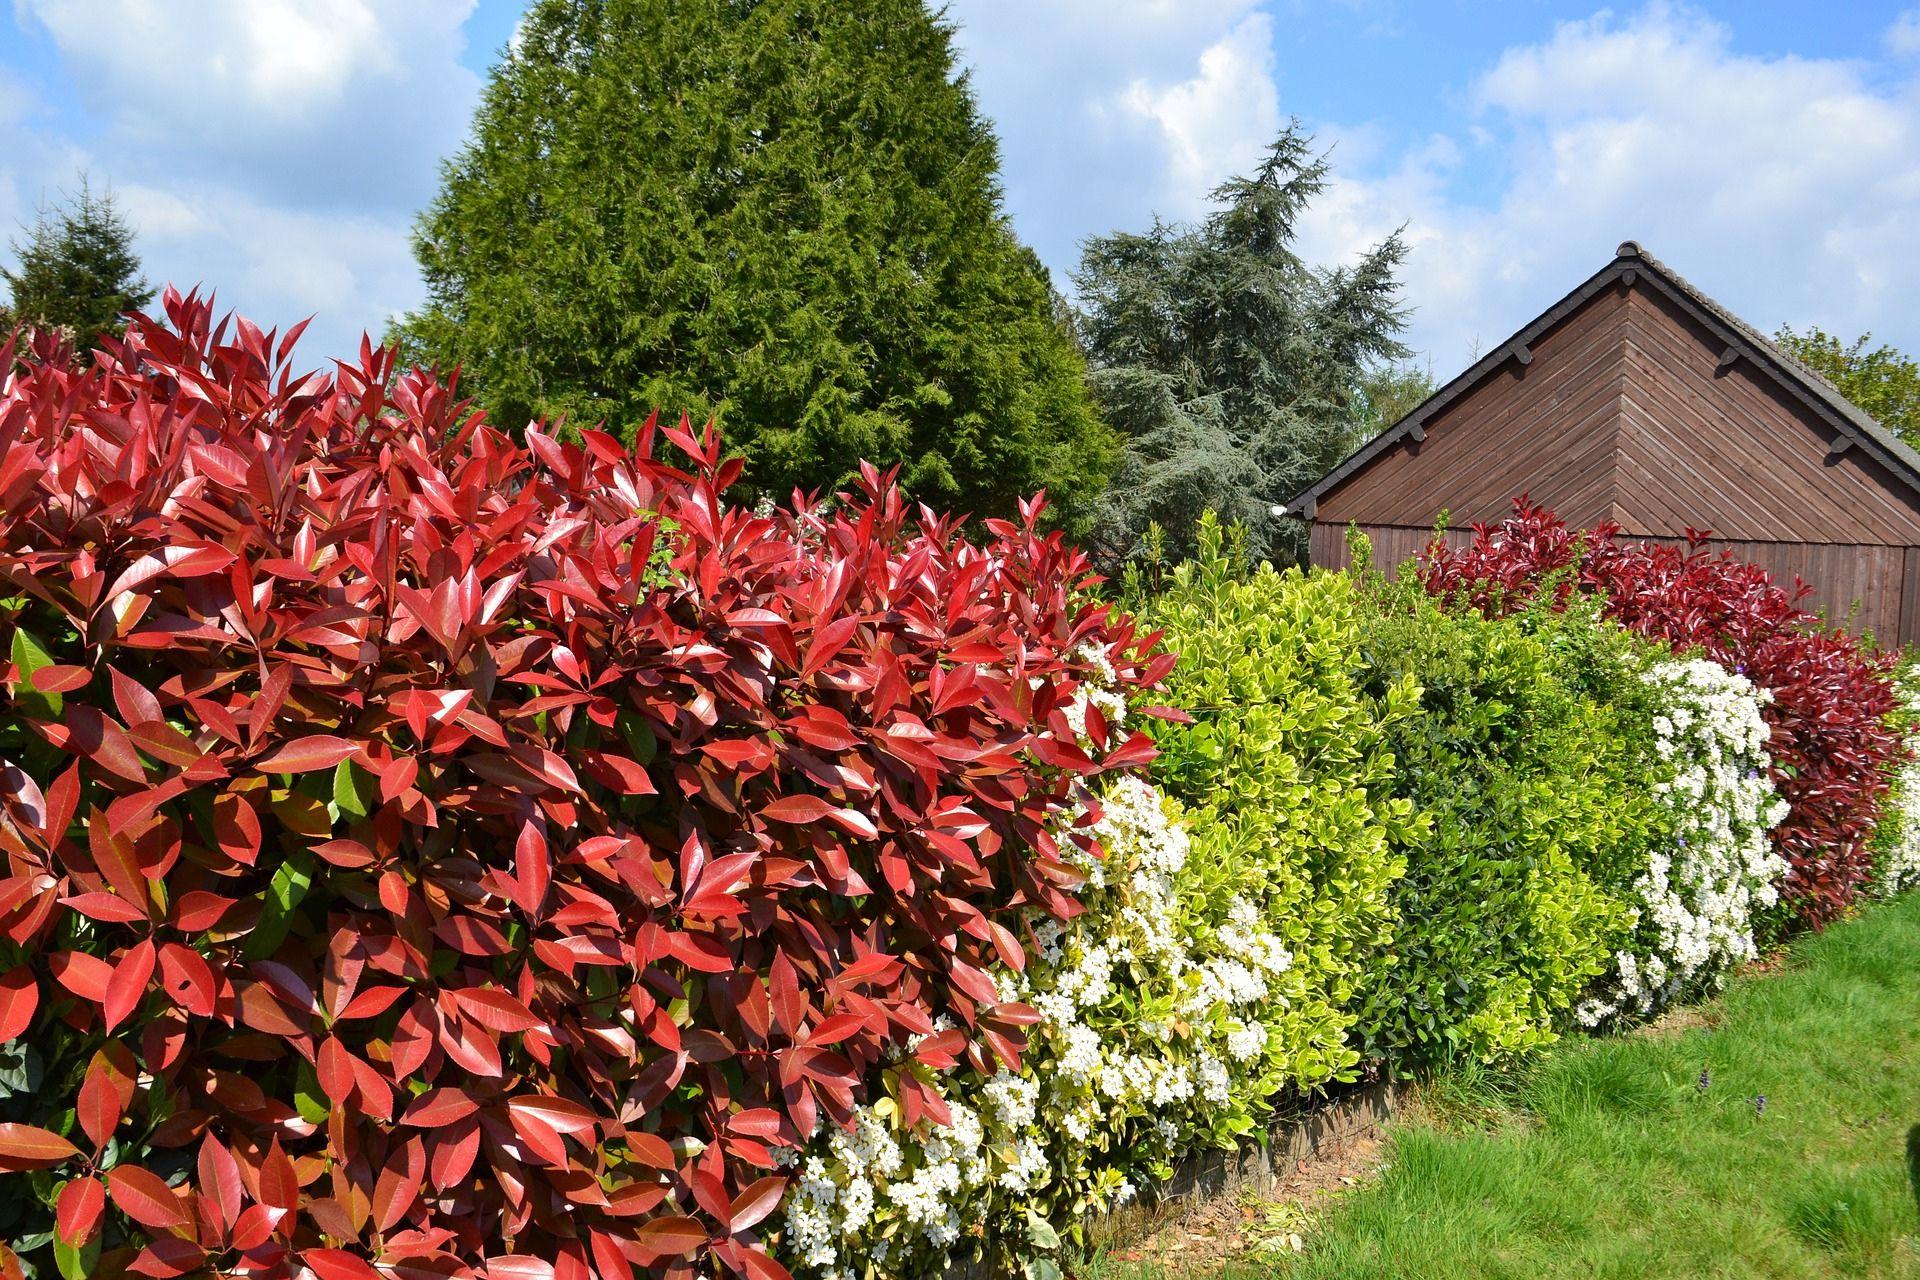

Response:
(1577, 657), (1789, 1025)
(1871, 663), (1920, 896)
(777, 771), (1316, 1278)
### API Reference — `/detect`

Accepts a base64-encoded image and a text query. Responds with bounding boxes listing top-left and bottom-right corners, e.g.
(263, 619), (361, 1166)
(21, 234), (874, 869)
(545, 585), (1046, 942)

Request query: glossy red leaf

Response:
(0, 968), (36, 1041)
(0, 1123), (80, 1170)
(54, 1175), (106, 1246)
(255, 735), (359, 773)
(108, 1165), (189, 1230)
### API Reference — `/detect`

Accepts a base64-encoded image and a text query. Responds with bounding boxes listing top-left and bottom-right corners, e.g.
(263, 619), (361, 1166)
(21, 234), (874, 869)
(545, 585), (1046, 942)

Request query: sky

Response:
(4, 1), (1920, 383)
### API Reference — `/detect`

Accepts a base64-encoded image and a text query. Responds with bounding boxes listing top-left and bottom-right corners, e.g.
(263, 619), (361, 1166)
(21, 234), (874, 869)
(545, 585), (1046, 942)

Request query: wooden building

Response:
(1288, 241), (1920, 644)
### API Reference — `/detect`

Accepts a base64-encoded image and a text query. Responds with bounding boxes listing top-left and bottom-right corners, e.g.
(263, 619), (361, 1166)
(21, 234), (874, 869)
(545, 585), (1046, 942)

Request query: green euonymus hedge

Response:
(1133, 517), (1422, 1109)
(1135, 528), (1673, 1077)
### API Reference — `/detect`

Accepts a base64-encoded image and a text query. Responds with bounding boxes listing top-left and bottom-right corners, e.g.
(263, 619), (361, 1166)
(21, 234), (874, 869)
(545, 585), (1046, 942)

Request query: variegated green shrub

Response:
(1131, 515), (1422, 1107)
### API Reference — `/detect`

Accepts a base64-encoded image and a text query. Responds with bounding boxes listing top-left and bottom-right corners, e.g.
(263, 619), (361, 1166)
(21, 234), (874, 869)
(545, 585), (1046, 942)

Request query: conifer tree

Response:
(400, 0), (1113, 524)
(3, 177), (153, 340)
(1074, 125), (1409, 566)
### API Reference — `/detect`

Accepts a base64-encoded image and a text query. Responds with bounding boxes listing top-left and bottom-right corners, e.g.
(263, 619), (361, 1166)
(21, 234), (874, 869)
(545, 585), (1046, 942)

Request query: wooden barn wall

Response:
(1615, 287), (1920, 544)
(1315, 286), (1633, 529)
(1310, 523), (1916, 646)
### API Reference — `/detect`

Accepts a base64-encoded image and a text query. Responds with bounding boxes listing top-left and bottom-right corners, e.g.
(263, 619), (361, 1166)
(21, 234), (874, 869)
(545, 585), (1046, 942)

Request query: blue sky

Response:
(5, 1), (1920, 380)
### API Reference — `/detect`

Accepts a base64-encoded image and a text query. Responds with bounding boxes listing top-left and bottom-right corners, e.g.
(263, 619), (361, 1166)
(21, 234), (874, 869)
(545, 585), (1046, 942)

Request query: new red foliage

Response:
(0, 294), (1172, 1276)
(1420, 498), (1902, 928)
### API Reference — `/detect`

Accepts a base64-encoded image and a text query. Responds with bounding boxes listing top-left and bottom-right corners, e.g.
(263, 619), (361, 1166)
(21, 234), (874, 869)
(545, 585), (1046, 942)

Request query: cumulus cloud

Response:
(1113, 13), (1282, 217)
(3, 0), (481, 358)
(1291, 6), (1920, 371)
(946, 0), (1276, 285)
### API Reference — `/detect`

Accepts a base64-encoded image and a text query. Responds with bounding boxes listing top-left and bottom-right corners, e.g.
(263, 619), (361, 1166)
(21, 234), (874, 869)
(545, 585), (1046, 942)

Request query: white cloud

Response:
(1291, 6), (1920, 372)
(1888, 10), (1920, 58)
(946, 0), (1275, 286)
(1114, 14), (1281, 217)
(20, 0), (402, 119)
(3, 0), (481, 360)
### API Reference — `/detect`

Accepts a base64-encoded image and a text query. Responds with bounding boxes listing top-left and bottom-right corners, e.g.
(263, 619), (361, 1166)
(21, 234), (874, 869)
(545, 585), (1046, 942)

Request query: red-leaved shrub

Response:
(1420, 498), (1901, 928)
(0, 294), (1172, 1277)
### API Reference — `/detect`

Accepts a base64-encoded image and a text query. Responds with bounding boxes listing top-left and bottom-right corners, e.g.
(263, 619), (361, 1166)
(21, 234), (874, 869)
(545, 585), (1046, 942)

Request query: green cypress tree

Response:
(1074, 125), (1409, 567)
(399, 0), (1114, 525)
(3, 177), (154, 340)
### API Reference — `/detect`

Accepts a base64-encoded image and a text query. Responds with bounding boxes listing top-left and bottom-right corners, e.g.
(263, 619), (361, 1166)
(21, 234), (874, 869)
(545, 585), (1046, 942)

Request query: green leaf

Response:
(55, 1232), (100, 1280)
(11, 628), (62, 716)
(244, 851), (316, 959)
(332, 759), (368, 819)
(294, 1059), (330, 1124)
(1024, 1208), (1062, 1253)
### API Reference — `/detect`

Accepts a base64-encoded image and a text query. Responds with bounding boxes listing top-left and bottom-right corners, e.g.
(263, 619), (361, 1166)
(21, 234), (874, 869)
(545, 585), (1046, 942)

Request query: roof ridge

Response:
(1289, 243), (1920, 512)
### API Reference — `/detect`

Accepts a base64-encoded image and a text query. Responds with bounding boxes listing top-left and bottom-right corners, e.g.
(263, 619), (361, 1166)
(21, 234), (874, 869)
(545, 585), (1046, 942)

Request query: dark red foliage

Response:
(1420, 498), (1901, 928)
(0, 294), (1172, 1276)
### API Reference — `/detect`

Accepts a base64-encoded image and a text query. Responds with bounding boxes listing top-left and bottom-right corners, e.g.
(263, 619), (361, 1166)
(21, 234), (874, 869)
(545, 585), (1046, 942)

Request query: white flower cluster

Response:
(1873, 665), (1920, 896)
(1061, 640), (1129, 743)
(1578, 657), (1789, 1025)
(779, 647), (1300, 1278)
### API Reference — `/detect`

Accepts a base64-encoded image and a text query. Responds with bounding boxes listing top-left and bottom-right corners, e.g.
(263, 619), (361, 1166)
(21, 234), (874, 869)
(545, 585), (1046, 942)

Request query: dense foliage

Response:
(1420, 500), (1902, 929)
(399, 0), (1113, 529)
(1774, 324), (1920, 450)
(1871, 662), (1920, 897)
(1347, 577), (1651, 1062)
(1576, 658), (1787, 1026)
(0, 294), (1910, 1280)
(1072, 125), (1408, 568)
(1129, 516), (1418, 1087)
(2, 177), (153, 342)
(0, 296), (1169, 1278)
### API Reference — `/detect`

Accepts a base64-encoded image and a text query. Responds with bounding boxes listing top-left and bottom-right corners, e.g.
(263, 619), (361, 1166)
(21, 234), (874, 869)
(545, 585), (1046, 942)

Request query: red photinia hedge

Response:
(1419, 498), (1902, 927)
(0, 294), (1172, 1277)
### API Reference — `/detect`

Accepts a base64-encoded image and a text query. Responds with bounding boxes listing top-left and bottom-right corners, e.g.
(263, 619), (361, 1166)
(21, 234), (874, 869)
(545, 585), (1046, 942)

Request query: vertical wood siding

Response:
(1312, 524), (1912, 647)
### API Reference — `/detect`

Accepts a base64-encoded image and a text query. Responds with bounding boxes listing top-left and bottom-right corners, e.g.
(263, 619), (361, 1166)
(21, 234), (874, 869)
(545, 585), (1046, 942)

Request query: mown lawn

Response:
(1089, 892), (1920, 1280)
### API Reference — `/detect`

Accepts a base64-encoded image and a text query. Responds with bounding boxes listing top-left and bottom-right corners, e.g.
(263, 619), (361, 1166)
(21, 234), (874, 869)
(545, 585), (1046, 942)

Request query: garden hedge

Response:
(0, 307), (1913, 1280)
(1420, 499), (1903, 928)
(0, 297), (1171, 1277)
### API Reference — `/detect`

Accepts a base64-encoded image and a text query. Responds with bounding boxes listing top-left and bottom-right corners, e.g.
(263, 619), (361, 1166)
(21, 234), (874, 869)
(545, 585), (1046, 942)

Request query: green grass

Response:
(1088, 893), (1920, 1280)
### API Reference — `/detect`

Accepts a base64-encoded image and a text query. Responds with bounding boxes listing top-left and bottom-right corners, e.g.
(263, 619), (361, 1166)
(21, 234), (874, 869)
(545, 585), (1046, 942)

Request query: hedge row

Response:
(0, 313), (1913, 1280)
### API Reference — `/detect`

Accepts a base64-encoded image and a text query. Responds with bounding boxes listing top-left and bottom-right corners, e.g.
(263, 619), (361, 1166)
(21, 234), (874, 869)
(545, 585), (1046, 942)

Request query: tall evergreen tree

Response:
(399, 0), (1113, 525)
(1074, 125), (1409, 567)
(3, 177), (154, 340)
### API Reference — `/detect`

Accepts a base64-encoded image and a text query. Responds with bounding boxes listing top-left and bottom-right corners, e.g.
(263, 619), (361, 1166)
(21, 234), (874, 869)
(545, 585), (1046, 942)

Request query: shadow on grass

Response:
(1907, 1124), (1920, 1225)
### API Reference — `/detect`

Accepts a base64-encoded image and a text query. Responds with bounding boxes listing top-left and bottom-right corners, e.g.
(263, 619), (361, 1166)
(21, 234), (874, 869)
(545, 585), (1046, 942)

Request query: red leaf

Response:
(760, 796), (834, 825)
(128, 1239), (205, 1279)
(304, 1250), (382, 1280)
(508, 1094), (599, 1137)
(0, 1123), (78, 1170)
(107, 1165), (189, 1230)
(740, 1250), (794, 1280)
(317, 1035), (356, 1104)
(402, 1088), (479, 1128)
(453, 986), (543, 1033)
(103, 938), (157, 1033)
(77, 1057), (124, 1150)
(254, 735), (358, 773)
(212, 793), (262, 865)
(259, 1137), (300, 1210)
(633, 1216), (709, 1258)
(54, 1175), (106, 1246)
(729, 1175), (788, 1232)
(0, 968), (36, 1041)
(198, 1134), (245, 1232)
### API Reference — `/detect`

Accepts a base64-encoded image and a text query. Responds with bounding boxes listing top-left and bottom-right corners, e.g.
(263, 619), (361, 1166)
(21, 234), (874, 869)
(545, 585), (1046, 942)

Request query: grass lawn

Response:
(1087, 892), (1920, 1280)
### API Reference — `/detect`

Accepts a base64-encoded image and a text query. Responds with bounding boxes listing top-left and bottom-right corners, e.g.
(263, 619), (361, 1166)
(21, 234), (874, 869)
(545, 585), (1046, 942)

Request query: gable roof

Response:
(1287, 241), (1920, 517)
